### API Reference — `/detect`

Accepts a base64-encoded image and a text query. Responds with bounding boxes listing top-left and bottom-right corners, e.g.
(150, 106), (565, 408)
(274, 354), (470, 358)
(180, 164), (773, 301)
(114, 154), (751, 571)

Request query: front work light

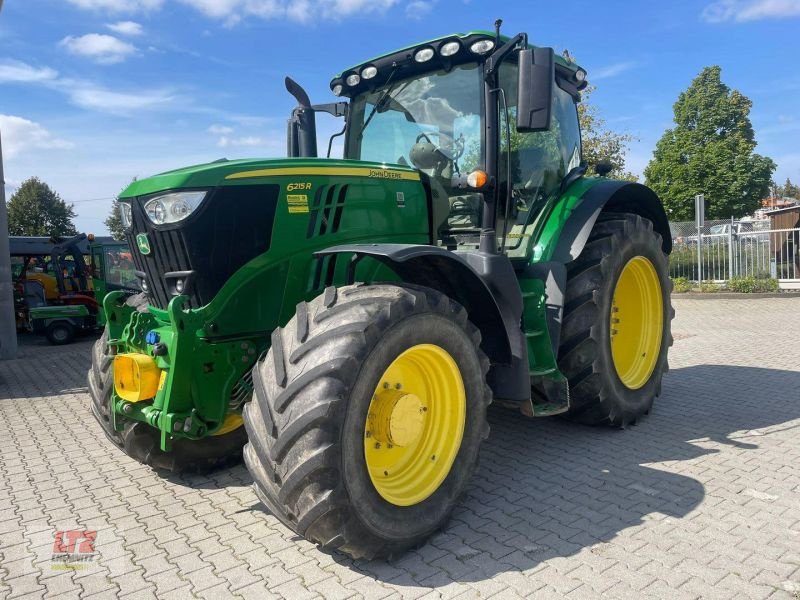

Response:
(470, 39), (495, 55)
(346, 73), (361, 86)
(361, 65), (378, 80)
(332, 84), (343, 96)
(414, 47), (435, 63)
(144, 191), (207, 225)
(440, 41), (461, 57)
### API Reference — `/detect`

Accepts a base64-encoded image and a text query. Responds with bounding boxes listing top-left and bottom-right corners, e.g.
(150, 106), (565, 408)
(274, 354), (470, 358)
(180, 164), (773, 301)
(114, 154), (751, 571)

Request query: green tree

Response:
(105, 200), (125, 240)
(7, 177), (77, 237)
(644, 66), (775, 220)
(579, 86), (637, 181)
(775, 177), (800, 199)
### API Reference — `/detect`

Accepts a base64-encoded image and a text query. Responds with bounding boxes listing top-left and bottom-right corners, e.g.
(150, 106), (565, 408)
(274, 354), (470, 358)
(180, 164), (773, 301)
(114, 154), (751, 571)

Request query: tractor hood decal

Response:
(136, 233), (151, 255)
(225, 166), (421, 181)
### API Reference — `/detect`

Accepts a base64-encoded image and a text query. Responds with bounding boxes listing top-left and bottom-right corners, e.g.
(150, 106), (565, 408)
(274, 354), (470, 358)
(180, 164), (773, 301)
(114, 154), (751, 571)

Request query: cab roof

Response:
(331, 30), (586, 97)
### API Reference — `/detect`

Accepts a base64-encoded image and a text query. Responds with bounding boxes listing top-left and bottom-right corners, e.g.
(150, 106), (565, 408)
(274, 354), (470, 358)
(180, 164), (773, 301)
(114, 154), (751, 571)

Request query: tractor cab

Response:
(327, 31), (586, 261)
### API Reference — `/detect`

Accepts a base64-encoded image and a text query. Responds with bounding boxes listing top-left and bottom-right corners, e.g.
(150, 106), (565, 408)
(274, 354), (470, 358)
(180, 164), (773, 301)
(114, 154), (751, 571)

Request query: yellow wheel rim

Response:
(610, 256), (664, 390)
(211, 413), (243, 436)
(364, 344), (466, 506)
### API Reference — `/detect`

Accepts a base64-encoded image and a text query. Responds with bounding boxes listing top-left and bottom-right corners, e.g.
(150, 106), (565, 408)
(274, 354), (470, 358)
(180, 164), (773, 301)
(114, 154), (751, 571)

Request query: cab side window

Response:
(497, 60), (582, 253)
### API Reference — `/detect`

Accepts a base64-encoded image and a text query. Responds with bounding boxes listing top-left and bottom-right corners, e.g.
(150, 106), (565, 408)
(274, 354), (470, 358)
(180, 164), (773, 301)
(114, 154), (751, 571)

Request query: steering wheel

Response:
(415, 132), (465, 161)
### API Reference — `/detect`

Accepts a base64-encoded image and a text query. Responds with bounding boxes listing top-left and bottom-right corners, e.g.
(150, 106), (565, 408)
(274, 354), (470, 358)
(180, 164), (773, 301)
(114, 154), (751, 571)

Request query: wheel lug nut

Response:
(365, 431), (371, 438)
(383, 382), (390, 389)
(374, 442), (381, 449)
(395, 383), (402, 389)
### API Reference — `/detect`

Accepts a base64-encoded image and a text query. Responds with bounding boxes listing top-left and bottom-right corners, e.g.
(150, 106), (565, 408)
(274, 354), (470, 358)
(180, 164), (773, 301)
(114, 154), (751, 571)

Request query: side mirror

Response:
(516, 47), (554, 133)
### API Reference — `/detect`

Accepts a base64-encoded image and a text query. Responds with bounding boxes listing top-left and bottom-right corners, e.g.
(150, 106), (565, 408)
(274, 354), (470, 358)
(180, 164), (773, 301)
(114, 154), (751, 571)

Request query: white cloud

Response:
(0, 60), (58, 83)
(0, 115), (74, 159)
(0, 58), (177, 116)
(66, 0), (163, 13)
(702, 0), (800, 22)
(208, 124), (234, 134)
(591, 61), (638, 81)
(106, 20), (144, 36)
(66, 84), (174, 113)
(217, 135), (267, 147)
(405, 0), (434, 19)
(61, 33), (138, 64)
(178, 0), (397, 24)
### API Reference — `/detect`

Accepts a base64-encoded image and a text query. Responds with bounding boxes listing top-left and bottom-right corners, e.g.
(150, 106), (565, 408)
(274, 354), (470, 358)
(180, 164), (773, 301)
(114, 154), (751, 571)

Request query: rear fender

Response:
(538, 179), (671, 265)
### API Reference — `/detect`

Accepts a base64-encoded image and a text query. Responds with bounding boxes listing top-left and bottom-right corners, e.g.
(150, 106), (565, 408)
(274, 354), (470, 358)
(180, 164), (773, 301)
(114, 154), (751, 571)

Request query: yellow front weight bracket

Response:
(113, 353), (161, 402)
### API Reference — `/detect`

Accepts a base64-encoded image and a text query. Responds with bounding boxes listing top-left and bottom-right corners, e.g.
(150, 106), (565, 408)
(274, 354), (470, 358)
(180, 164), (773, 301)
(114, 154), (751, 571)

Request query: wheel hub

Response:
(369, 390), (425, 448)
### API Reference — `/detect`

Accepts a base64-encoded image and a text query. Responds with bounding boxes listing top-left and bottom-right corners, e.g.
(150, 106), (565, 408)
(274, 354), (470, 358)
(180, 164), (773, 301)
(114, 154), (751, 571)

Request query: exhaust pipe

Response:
(285, 77), (318, 158)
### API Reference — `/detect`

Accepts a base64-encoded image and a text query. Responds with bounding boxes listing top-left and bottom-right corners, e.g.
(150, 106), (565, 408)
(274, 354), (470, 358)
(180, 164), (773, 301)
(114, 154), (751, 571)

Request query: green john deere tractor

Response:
(90, 26), (673, 559)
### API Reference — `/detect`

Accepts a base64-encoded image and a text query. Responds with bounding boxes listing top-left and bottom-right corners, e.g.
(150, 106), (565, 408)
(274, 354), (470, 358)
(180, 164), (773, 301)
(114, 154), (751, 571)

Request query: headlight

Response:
(143, 191), (207, 225)
(120, 201), (133, 228)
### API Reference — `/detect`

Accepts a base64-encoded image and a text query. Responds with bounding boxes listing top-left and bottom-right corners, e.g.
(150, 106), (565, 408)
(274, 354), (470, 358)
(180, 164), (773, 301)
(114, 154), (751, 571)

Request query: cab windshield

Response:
(346, 63), (485, 237)
(346, 63), (482, 170)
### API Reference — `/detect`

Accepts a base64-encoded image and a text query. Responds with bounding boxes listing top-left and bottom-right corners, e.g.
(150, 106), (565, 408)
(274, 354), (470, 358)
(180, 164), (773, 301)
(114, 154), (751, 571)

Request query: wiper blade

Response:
(356, 66), (402, 141)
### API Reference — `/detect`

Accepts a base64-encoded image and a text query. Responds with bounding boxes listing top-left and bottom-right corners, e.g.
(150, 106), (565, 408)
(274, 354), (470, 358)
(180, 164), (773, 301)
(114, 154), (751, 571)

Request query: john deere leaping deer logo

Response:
(136, 233), (151, 255)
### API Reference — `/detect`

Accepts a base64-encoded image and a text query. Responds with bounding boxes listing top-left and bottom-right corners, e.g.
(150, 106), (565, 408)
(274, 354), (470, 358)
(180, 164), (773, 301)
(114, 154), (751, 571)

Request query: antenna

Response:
(494, 19), (503, 43)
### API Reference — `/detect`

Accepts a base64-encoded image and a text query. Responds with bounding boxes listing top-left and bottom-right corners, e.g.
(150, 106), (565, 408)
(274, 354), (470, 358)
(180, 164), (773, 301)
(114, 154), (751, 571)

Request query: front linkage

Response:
(102, 290), (258, 453)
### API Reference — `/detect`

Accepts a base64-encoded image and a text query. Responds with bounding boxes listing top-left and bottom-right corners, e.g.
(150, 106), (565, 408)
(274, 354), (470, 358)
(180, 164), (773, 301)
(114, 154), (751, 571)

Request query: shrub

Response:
(671, 277), (693, 293)
(728, 276), (779, 293)
(699, 280), (720, 293)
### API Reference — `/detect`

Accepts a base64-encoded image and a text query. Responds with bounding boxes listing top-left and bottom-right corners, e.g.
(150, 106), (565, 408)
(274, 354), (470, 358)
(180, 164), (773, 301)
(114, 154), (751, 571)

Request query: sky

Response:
(1, 0), (799, 234)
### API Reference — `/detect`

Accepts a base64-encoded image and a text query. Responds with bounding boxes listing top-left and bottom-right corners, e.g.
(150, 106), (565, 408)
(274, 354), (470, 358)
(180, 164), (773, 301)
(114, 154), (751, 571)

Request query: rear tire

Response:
(243, 283), (491, 559)
(88, 292), (247, 474)
(560, 213), (673, 426)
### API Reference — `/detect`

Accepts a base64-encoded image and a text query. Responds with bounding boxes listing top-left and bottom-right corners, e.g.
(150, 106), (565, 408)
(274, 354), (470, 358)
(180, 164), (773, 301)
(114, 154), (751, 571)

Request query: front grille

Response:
(126, 225), (192, 308)
(126, 184), (279, 309)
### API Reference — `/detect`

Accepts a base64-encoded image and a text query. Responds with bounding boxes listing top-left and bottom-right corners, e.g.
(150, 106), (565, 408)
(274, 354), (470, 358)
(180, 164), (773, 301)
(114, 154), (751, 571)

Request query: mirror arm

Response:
(311, 102), (348, 119)
(484, 33), (527, 81)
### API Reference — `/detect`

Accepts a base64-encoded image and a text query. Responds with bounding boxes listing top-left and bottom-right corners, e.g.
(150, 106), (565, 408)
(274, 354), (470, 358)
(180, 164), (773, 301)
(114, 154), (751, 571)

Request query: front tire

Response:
(560, 213), (674, 426)
(88, 292), (247, 473)
(243, 284), (491, 559)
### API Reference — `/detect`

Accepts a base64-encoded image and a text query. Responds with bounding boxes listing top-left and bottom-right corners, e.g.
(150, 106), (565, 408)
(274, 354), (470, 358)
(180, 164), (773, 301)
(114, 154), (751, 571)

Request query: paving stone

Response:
(1, 298), (799, 600)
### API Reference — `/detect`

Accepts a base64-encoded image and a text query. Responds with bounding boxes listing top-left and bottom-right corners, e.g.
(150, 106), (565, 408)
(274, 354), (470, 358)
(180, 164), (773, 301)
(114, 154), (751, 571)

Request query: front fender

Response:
(315, 244), (514, 365)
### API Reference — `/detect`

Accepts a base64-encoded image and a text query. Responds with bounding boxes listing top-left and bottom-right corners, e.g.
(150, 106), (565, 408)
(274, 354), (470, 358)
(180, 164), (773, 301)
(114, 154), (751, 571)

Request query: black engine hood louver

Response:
(125, 184), (279, 309)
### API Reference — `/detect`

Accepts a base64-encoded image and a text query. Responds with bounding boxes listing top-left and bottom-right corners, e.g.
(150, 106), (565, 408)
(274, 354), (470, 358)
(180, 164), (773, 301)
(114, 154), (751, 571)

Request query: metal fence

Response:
(669, 219), (800, 288)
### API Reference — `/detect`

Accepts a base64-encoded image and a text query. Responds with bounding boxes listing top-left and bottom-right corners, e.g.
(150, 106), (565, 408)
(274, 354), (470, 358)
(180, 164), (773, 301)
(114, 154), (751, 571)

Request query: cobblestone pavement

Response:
(1, 297), (799, 599)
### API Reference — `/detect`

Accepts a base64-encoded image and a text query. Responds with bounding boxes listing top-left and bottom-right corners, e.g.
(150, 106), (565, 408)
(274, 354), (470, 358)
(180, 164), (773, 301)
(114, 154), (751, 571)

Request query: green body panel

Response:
(529, 177), (602, 262)
(30, 304), (90, 320)
(109, 160), (429, 449)
(108, 155), (612, 449)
